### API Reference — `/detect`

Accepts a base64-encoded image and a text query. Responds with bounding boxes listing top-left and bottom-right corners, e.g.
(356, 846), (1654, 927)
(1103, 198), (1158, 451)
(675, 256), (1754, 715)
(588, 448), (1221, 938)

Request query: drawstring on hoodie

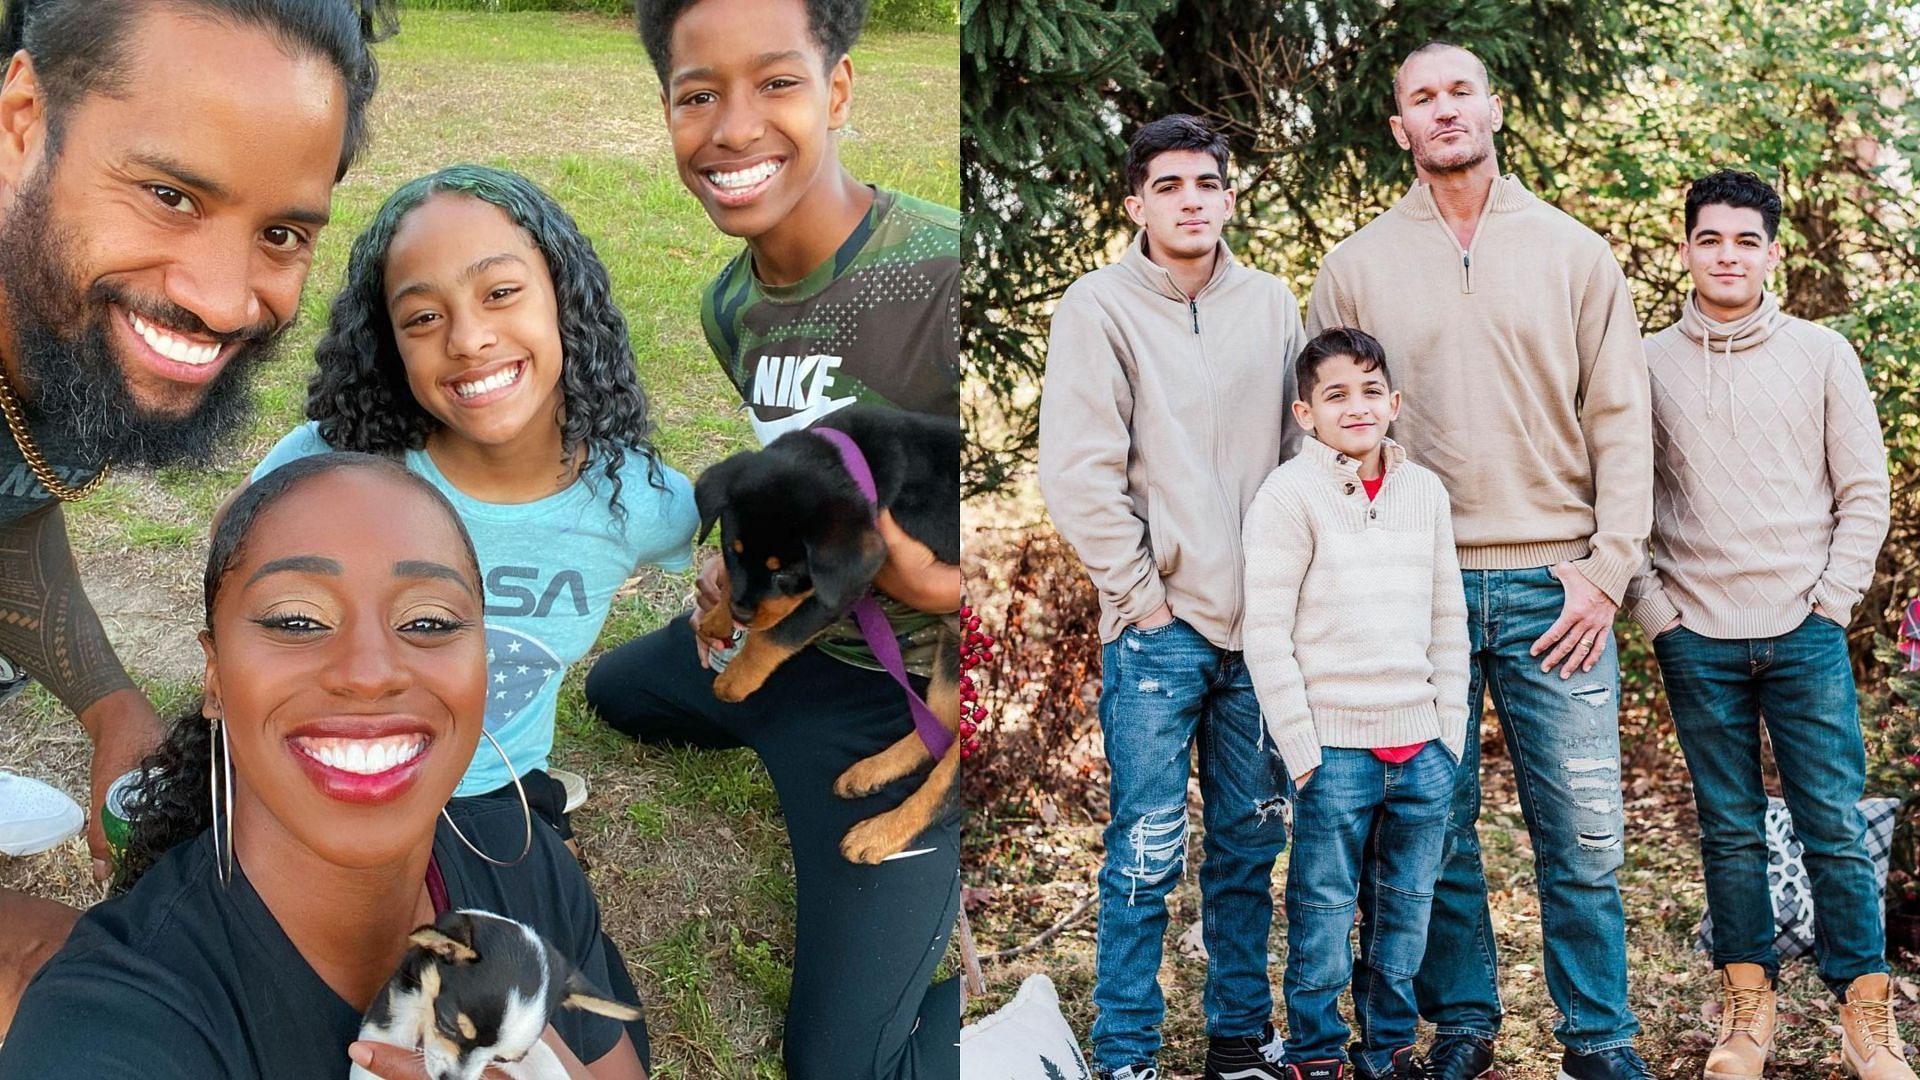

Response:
(1702, 330), (1737, 439)
(1688, 291), (1785, 440)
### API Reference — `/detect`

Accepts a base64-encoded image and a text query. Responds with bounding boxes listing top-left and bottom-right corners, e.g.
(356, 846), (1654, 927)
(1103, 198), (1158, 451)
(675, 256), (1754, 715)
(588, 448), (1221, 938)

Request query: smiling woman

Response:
(0, 453), (650, 1079)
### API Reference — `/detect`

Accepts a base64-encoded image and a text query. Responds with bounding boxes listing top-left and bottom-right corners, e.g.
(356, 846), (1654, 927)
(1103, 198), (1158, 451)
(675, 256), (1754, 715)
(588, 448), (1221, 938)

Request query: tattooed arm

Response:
(0, 503), (135, 708)
(0, 502), (162, 876)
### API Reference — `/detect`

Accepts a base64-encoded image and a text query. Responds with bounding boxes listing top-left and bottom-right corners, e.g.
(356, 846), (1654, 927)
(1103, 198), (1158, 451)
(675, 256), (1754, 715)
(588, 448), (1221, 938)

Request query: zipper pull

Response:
(1189, 297), (1199, 334)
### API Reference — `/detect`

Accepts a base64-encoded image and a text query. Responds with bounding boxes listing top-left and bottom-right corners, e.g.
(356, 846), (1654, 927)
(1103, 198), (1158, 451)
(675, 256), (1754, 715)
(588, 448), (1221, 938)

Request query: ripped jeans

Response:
(1414, 566), (1640, 1054)
(1092, 617), (1288, 1071)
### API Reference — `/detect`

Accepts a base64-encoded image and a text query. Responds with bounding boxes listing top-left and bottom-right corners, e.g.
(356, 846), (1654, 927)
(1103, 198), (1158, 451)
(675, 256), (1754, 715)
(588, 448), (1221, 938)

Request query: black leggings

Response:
(584, 615), (960, 1080)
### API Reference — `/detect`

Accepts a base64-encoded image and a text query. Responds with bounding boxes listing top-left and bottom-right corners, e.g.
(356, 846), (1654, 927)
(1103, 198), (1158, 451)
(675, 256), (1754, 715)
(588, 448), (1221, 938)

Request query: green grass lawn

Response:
(0, 11), (957, 1078)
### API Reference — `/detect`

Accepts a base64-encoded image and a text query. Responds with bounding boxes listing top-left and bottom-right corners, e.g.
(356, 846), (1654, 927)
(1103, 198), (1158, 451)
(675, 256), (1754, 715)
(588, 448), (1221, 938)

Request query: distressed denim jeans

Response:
(1091, 618), (1289, 1071)
(1654, 613), (1888, 996)
(1413, 567), (1639, 1053)
(1283, 743), (1454, 1077)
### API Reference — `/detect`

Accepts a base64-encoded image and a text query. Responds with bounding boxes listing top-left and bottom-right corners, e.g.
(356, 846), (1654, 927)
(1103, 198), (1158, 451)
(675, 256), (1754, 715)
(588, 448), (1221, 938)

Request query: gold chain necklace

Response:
(0, 374), (109, 502)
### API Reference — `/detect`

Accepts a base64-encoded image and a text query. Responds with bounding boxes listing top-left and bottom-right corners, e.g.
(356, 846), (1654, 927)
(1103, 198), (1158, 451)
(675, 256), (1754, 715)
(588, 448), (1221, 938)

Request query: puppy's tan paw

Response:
(835, 759), (891, 799)
(695, 605), (735, 643)
(839, 815), (913, 864)
(711, 667), (752, 703)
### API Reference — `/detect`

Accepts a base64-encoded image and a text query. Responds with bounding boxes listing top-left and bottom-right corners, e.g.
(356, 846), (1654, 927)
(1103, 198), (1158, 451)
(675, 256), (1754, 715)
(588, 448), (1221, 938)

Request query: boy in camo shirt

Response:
(585, 2), (960, 1077)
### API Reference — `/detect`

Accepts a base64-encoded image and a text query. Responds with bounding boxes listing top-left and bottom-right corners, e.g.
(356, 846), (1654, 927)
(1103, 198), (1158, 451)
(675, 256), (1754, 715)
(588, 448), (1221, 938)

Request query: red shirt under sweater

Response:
(1363, 470), (1428, 765)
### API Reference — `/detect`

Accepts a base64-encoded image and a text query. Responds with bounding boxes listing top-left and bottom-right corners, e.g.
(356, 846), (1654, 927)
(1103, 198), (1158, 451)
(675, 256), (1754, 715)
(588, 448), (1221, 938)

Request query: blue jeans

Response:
(1413, 567), (1638, 1052)
(1653, 614), (1888, 996)
(1091, 618), (1289, 1071)
(1284, 743), (1454, 1077)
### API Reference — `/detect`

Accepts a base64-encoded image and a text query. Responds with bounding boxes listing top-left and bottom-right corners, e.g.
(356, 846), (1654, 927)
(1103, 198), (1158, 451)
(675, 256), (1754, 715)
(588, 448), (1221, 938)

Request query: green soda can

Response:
(100, 769), (141, 866)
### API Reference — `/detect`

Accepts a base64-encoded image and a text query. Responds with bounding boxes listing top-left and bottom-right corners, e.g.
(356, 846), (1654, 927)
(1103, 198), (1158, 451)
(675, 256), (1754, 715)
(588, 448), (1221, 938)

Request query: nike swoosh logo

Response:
(747, 394), (859, 445)
(881, 847), (938, 862)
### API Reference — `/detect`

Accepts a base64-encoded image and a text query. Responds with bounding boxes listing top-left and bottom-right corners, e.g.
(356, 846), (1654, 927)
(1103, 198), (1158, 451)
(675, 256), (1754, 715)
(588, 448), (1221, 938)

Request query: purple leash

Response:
(810, 427), (954, 759)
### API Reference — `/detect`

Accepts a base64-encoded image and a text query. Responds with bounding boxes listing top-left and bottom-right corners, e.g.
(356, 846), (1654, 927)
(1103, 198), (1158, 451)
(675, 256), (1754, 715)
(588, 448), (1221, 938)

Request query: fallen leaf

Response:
(1177, 918), (1207, 960)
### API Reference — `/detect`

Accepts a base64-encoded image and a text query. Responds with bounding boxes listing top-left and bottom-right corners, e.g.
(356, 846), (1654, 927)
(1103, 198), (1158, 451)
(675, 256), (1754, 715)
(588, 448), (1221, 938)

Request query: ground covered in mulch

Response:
(961, 498), (1920, 1080)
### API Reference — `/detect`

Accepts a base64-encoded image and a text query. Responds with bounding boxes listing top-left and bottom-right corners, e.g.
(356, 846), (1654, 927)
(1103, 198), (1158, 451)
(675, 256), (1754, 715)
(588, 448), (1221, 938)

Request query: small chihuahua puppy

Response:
(349, 909), (642, 1080)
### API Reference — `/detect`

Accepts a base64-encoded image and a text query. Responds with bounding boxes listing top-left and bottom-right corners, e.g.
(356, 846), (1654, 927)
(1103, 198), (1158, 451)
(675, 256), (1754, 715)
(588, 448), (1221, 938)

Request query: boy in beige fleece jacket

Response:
(1306, 42), (1653, 1080)
(1039, 114), (1306, 1080)
(1624, 169), (1906, 1080)
(1243, 327), (1468, 1080)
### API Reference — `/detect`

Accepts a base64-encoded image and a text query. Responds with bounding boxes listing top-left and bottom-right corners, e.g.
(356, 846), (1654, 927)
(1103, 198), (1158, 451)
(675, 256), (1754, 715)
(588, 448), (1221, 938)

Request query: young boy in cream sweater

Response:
(1243, 327), (1470, 1080)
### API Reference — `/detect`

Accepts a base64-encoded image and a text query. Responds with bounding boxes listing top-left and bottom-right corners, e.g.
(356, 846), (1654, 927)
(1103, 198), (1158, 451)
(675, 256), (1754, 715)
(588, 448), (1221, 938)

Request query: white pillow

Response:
(960, 973), (1092, 1079)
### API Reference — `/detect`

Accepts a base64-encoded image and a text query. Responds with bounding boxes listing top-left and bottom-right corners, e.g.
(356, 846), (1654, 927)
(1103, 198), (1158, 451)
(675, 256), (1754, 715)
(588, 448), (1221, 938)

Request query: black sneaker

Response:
(1098, 1065), (1158, 1080)
(1417, 1035), (1495, 1080)
(1205, 1023), (1287, 1080)
(1556, 1047), (1651, 1080)
(1354, 1045), (1416, 1080)
(1287, 1060), (1345, 1080)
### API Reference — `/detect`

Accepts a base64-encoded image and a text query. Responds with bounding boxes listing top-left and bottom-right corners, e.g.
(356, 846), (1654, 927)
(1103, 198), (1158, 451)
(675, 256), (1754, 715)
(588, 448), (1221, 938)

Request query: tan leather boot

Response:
(1704, 963), (1775, 1080)
(1839, 973), (1918, 1080)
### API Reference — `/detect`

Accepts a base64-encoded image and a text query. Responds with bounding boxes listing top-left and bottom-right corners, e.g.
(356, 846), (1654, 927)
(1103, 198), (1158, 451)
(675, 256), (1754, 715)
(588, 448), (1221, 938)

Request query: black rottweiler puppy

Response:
(693, 404), (959, 862)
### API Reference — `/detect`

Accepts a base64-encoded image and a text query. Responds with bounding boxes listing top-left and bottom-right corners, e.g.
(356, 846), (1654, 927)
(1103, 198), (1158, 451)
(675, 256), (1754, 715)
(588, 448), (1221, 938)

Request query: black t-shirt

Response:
(0, 412), (106, 524)
(0, 798), (646, 1078)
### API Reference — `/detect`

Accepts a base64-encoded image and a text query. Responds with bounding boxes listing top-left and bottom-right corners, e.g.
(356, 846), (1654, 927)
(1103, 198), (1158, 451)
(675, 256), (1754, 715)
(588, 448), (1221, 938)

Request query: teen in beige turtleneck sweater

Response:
(1629, 170), (1905, 1080)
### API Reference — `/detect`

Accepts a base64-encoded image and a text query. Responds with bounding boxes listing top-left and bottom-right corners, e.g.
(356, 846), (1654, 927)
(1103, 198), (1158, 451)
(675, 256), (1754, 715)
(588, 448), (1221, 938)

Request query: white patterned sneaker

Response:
(0, 772), (84, 856)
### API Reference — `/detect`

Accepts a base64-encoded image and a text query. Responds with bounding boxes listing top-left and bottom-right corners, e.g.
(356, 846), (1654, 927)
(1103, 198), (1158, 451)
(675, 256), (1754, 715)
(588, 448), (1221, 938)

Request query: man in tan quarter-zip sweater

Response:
(1039, 114), (1305, 1080)
(1306, 42), (1654, 1080)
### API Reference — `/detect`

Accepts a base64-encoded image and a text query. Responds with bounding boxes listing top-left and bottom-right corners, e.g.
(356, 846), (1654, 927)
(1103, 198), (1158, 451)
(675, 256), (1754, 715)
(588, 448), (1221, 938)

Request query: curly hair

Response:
(304, 164), (663, 518)
(1685, 168), (1783, 241)
(635, 0), (869, 83)
(113, 452), (480, 892)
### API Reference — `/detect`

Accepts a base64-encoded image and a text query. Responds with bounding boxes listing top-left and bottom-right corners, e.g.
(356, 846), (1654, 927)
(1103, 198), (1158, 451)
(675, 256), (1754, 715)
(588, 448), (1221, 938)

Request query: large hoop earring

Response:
(438, 728), (533, 868)
(209, 715), (235, 888)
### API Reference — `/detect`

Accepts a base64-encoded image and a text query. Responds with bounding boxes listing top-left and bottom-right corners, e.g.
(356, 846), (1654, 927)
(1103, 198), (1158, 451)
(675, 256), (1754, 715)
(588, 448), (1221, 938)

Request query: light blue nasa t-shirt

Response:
(252, 422), (697, 797)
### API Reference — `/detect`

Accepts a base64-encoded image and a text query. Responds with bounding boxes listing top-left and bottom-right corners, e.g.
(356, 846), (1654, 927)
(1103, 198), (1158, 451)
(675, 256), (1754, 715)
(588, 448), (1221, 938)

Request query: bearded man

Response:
(0, 0), (390, 1030)
(1307, 41), (1654, 1080)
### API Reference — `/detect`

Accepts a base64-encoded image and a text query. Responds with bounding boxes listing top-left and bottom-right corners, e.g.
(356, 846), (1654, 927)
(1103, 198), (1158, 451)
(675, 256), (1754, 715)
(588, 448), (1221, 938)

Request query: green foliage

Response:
(1864, 631), (1920, 905)
(399, 0), (630, 13)
(961, 0), (1632, 494)
(871, 0), (956, 30)
(964, 0), (1920, 515)
(726, 925), (794, 1017)
(398, 0), (956, 27)
(961, 0), (1173, 494)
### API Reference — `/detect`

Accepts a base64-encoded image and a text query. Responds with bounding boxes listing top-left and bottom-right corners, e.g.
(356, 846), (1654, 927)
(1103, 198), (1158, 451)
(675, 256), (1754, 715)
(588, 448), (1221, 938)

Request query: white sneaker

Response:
(549, 768), (588, 814)
(0, 772), (84, 856)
